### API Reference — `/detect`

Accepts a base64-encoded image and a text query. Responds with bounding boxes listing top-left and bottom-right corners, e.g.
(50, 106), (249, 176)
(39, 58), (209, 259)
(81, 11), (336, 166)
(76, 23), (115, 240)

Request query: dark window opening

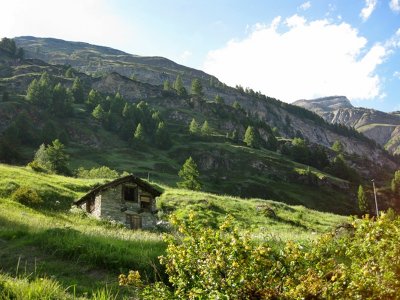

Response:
(87, 196), (95, 213)
(140, 196), (152, 211)
(124, 185), (137, 202)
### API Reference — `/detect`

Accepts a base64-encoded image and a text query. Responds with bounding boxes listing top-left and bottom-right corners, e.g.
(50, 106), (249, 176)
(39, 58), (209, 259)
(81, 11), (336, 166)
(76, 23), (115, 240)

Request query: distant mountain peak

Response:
(293, 96), (353, 113)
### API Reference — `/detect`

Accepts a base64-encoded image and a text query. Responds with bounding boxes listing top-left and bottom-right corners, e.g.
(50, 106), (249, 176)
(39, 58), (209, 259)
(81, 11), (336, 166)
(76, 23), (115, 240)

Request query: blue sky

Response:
(1, 0), (399, 111)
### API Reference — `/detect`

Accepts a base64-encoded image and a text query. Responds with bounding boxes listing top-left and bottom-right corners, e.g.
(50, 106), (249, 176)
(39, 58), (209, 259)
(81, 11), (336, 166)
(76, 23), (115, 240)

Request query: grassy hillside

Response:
(0, 163), (347, 298)
(0, 93), (358, 214)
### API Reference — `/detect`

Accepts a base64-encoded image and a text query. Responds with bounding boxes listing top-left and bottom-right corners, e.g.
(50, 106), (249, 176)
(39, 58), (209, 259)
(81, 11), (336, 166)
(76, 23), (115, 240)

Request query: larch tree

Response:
(177, 156), (202, 191)
(174, 75), (187, 96)
(244, 126), (258, 148)
(200, 120), (212, 136)
(358, 185), (368, 214)
(189, 118), (199, 135)
(134, 123), (145, 141)
(191, 78), (203, 96)
(71, 77), (84, 103)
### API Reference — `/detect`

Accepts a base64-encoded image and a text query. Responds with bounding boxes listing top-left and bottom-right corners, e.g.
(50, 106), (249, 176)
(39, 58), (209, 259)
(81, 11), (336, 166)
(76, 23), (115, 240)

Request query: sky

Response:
(1, 0), (400, 112)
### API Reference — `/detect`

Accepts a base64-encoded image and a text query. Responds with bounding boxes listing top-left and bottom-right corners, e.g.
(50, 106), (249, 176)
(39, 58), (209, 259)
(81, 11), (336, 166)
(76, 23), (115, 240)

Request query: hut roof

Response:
(74, 175), (162, 205)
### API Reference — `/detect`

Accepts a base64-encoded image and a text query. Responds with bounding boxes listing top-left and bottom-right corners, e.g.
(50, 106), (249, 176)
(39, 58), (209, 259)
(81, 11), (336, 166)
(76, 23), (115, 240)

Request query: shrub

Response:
(27, 160), (48, 173)
(76, 166), (119, 179)
(120, 212), (400, 299)
(11, 186), (43, 206)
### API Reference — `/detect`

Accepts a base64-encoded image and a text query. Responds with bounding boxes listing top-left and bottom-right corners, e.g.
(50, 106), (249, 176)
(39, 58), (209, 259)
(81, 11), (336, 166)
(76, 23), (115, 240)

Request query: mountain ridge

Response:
(294, 96), (400, 155)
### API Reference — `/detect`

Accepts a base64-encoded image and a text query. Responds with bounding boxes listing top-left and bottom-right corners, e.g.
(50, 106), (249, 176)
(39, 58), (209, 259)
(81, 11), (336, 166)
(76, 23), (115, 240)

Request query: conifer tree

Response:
(32, 140), (69, 174)
(189, 118), (199, 135)
(46, 139), (69, 174)
(358, 185), (368, 214)
(201, 120), (212, 136)
(65, 67), (74, 78)
(26, 72), (53, 107)
(110, 92), (125, 115)
(244, 126), (258, 148)
(163, 80), (172, 91)
(174, 75), (187, 96)
(155, 121), (172, 149)
(177, 156), (202, 191)
(71, 77), (84, 103)
(52, 83), (70, 116)
(134, 123), (145, 141)
(92, 104), (106, 121)
(191, 78), (203, 96)
(86, 89), (102, 110)
(391, 170), (400, 195)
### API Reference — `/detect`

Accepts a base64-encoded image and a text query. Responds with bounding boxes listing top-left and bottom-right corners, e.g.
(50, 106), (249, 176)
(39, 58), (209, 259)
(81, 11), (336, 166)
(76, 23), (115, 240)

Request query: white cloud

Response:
(299, 1), (311, 11)
(360, 0), (377, 21)
(0, 0), (137, 52)
(203, 15), (389, 103)
(394, 71), (400, 78)
(177, 50), (192, 64)
(390, 0), (400, 12)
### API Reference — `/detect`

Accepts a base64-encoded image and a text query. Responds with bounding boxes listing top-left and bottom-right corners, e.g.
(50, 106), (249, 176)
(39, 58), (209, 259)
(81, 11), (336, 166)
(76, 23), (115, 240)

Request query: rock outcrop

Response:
(294, 96), (400, 155)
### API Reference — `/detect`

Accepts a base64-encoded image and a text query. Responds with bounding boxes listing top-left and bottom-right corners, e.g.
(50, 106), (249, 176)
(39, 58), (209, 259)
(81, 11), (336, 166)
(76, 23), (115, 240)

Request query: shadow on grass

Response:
(0, 216), (167, 283)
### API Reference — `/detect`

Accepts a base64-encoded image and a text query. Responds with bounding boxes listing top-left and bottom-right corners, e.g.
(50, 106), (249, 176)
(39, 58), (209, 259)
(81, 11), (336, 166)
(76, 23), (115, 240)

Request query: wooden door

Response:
(127, 214), (142, 229)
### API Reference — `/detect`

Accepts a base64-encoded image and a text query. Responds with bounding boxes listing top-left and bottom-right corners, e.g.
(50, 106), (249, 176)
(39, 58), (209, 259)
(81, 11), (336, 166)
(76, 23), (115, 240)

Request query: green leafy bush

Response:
(11, 186), (43, 206)
(76, 166), (120, 179)
(120, 212), (400, 299)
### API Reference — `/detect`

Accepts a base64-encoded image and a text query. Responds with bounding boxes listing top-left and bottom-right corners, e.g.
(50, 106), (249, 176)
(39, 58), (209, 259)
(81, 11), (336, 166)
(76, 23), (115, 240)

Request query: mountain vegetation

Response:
(1, 36), (400, 298)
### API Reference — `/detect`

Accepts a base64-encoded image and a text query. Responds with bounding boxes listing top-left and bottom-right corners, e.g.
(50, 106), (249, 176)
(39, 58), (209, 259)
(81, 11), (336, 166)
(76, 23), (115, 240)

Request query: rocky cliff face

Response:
(294, 97), (400, 155)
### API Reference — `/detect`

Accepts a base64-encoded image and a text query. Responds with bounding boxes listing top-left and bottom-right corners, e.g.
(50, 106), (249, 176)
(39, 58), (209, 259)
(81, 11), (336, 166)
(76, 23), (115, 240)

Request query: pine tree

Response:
(177, 157), (202, 191)
(33, 144), (52, 170)
(65, 67), (74, 78)
(26, 79), (40, 103)
(189, 118), (199, 135)
(32, 140), (69, 174)
(391, 170), (400, 195)
(191, 78), (203, 96)
(134, 123), (145, 141)
(71, 77), (84, 103)
(358, 185), (368, 214)
(52, 83), (69, 116)
(86, 89), (102, 109)
(110, 92), (125, 115)
(201, 120), (212, 136)
(155, 121), (172, 149)
(174, 75), (187, 96)
(163, 80), (172, 91)
(26, 72), (53, 107)
(92, 104), (106, 121)
(244, 126), (258, 148)
(46, 139), (69, 174)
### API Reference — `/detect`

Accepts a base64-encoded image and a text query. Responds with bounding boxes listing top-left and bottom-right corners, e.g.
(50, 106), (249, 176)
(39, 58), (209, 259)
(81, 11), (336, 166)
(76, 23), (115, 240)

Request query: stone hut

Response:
(75, 175), (162, 229)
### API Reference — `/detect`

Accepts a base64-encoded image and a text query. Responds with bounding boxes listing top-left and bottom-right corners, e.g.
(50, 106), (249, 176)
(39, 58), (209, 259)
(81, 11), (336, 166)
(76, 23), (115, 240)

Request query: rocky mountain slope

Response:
(1, 36), (399, 213)
(12, 37), (396, 164)
(294, 96), (400, 155)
